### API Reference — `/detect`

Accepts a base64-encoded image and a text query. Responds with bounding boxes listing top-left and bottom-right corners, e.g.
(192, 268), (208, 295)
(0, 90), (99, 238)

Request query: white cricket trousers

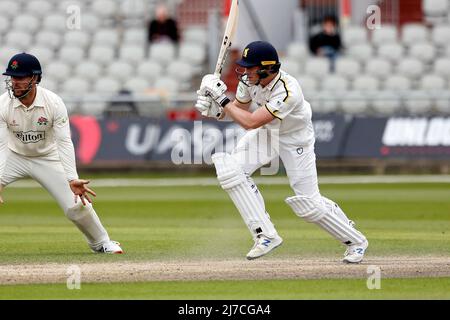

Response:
(0, 150), (110, 250)
(232, 128), (320, 200)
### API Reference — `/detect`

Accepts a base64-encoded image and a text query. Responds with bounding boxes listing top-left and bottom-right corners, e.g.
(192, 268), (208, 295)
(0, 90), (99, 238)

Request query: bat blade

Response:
(215, 0), (239, 76)
(202, 0), (239, 116)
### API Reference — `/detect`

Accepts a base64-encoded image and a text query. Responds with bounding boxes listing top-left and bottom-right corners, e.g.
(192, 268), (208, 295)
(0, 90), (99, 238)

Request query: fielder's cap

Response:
(3, 52), (42, 77)
(236, 41), (279, 68)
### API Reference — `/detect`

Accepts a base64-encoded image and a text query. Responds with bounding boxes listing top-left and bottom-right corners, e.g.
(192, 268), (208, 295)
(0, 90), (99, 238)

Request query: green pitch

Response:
(0, 178), (449, 299)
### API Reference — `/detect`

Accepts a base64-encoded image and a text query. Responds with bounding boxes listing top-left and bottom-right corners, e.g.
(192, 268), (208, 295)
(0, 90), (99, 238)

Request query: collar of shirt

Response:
(13, 86), (45, 110)
(260, 72), (281, 92)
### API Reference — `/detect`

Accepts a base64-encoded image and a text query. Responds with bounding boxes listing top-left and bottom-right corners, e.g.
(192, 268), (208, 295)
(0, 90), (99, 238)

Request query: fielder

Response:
(196, 41), (368, 263)
(0, 53), (123, 254)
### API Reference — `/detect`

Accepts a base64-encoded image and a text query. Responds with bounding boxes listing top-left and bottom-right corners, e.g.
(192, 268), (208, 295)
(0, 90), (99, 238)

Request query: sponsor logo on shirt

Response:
(14, 130), (45, 144)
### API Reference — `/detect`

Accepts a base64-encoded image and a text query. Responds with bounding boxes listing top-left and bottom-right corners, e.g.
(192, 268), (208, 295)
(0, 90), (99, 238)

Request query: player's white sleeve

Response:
(53, 99), (79, 182)
(265, 85), (298, 120)
(0, 114), (8, 182)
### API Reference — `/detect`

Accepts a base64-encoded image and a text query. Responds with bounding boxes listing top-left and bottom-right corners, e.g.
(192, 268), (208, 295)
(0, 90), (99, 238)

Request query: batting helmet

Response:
(236, 41), (281, 85)
(3, 52), (42, 78)
(236, 41), (280, 69)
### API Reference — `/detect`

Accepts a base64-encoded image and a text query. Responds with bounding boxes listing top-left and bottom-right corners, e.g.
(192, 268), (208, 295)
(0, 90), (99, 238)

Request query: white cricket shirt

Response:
(0, 86), (79, 181)
(235, 70), (315, 146)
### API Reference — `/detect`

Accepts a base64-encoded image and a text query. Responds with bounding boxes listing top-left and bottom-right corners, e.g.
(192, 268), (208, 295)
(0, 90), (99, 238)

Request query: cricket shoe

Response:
(246, 235), (283, 260)
(94, 241), (123, 254)
(343, 239), (368, 264)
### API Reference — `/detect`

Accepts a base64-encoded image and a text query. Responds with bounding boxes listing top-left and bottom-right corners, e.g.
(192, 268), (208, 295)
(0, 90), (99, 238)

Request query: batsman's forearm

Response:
(224, 101), (259, 130)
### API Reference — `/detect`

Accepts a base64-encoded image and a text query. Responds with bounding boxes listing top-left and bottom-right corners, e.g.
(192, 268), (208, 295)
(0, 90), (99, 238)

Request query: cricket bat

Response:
(202, 0), (239, 116)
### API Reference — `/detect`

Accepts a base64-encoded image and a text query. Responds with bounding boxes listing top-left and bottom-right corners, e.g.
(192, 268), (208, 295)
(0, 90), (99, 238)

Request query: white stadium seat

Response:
(27, 46), (55, 66)
(89, 46), (116, 66)
(431, 25), (450, 46)
(296, 76), (318, 92)
(75, 61), (103, 81)
(62, 78), (91, 95)
(93, 29), (120, 47)
(321, 75), (349, 91)
(79, 13), (101, 33)
(434, 96), (450, 113)
(58, 46), (85, 66)
(419, 74), (446, 90)
(371, 25), (398, 46)
(0, 16), (10, 35)
(80, 102), (108, 117)
(396, 58), (424, 80)
(26, 0), (53, 17)
(409, 42), (436, 63)
(154, 77), (180, 95)
(94, 77), (122, 94)
(342, 26), (368, 45)
(91, 0), (118, 19)
(423, 0), (449, 23)
(46, 61), (72, 81)
(35, 31), (62, 49)
(39, 78), (58, 93)
(166, 60), (193, 83)
(404, 91), (432, 114)
(123, 28), (147, 44)
(0, 1), (20, 16)
(43, 14), (67, 33)
(446, 44), (450, 57)
(384, 75), (411, 90)
(304, 57), (330, 79)
(119, 45), (146, 65)
(311, 91), (339, 113)
(433, 58), (450, 79)
(123, 77), (150, 94)
(178, 43), (206, 68)
(107, 60), (134, 80)
(64, 31), (91, 48)
(340, 91), (369, 114)
(58, 0), (88, 13)
(347, 44), (374, 62)
(335, 58), (361, 79)
(5, 30), (32, 50)
(183, 26), (208, 45)
(287, 43), (309, 60)
(377, 43), (404, 62)
(371, 91), (402, 115)
(137, 61), (163, 83)
(352, 75), (380, 91)
(401, 23), (429, 46)
(12, 14), (40, 33)
(280, 58), (301, 76)
(150, 42), (176, 66)
(120, 0), (147, 19)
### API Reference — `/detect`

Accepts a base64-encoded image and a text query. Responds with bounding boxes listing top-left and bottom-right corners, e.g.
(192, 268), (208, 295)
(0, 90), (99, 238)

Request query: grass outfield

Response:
(0, 179), (449, 299)
(1, 278), (449, 300)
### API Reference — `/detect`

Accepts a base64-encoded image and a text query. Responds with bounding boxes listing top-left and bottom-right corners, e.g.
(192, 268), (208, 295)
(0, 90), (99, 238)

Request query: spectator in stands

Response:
(148, 3), (180, 44)
(309, 15), (342, 71)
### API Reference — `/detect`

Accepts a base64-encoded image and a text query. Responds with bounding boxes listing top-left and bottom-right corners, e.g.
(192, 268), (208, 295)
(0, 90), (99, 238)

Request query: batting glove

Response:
(199, 74), (230, 108)
(195, 91), (224, 119)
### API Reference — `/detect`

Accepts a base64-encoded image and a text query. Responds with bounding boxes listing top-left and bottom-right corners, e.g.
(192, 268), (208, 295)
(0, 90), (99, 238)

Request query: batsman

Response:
(196, 41), (368, 263)
(0, 53), (123, 254)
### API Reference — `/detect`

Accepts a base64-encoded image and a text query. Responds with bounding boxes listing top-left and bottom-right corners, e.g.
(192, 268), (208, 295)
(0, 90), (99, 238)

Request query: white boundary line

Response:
(7, 175), (450, 188)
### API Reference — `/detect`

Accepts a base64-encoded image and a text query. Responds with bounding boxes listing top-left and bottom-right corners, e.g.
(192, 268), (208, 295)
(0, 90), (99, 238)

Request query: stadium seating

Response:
(0, 0), (448, 117)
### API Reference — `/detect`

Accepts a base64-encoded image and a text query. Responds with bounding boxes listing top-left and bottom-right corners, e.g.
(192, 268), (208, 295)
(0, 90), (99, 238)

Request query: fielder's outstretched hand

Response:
(0, 185), (3, 204)
(70, 179), (97, 205)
